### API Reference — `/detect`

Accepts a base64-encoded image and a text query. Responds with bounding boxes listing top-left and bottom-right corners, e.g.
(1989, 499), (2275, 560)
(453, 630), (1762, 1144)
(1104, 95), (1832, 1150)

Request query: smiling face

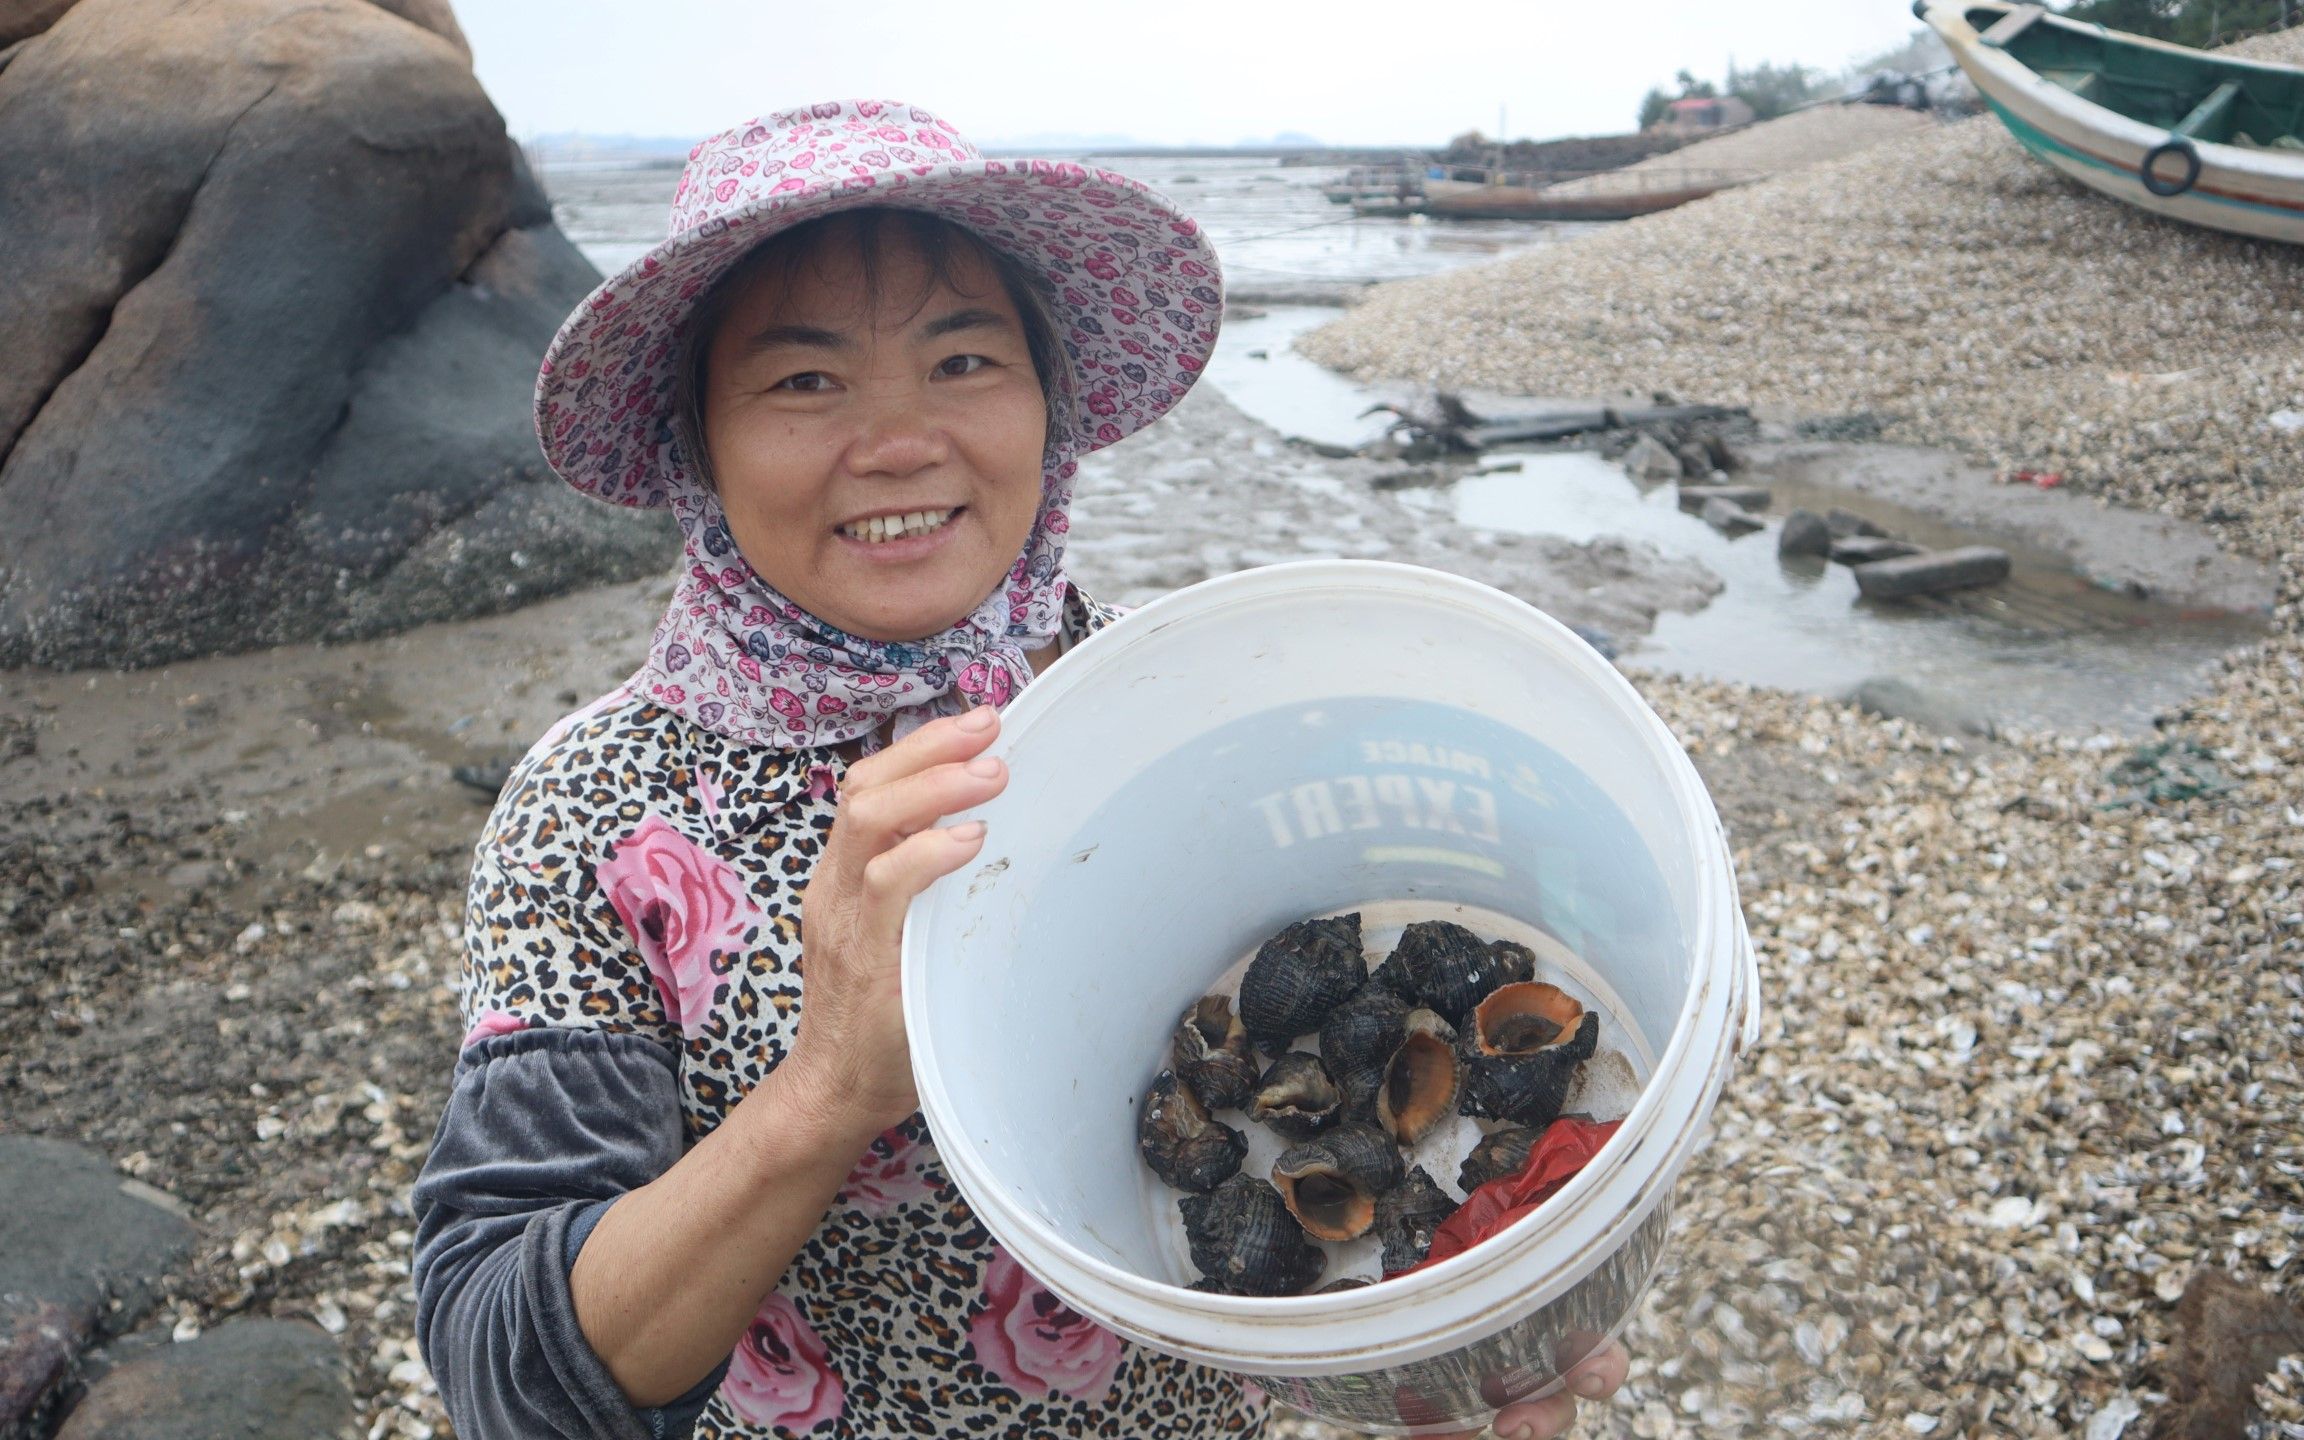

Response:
(695, 214), (1053, 644)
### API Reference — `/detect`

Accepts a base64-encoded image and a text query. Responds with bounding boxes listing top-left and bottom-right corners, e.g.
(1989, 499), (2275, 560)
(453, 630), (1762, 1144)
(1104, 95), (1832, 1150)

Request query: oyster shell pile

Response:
(1138, 912), (1637, 1295)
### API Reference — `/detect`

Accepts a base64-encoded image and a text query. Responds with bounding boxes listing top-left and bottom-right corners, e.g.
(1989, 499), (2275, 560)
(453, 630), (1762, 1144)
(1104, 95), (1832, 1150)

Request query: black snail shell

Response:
(1237, 913), (1367, 1050)
(1179, 1174), (1325, 1296)
(1271, 1122), (1405, 1243)
(1171, 995), (1259, 1112)
(1246, 1051), (1344, 1141)
(1456, 983), (1600, 1128)
(1377, 920), (1529, 1026)
(1375, 1166), (1457, 1273)
(1316, 987), (1410, 1122)
(1458, 1123), (1545, 1193)
(1375, 1008), (1461, 1146)
(1137, 1068), (1247, 1193)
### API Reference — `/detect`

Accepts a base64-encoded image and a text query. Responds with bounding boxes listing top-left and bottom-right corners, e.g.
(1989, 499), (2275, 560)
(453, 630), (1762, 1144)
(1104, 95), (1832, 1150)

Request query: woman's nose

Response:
(843, 388), (951, 478)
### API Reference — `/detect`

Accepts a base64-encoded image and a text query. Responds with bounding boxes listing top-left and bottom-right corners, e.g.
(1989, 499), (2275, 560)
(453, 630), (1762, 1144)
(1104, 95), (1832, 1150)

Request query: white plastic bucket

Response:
(903, 560), (1758, 1434)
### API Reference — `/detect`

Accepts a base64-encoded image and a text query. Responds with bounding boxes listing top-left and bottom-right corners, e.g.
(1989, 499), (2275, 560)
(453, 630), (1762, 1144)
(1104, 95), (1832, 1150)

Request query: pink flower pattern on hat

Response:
(530, 100), (1222, 751)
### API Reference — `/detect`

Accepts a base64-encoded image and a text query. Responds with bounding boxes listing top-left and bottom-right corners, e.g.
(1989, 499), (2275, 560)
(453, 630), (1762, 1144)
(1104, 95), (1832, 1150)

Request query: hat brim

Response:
(535, 160), (1225, 508)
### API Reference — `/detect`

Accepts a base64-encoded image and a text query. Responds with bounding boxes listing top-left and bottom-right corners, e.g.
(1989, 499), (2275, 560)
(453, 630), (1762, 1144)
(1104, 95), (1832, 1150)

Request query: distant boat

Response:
(1347, 165), (1733, 222)
(1919, 0), (2304, 244)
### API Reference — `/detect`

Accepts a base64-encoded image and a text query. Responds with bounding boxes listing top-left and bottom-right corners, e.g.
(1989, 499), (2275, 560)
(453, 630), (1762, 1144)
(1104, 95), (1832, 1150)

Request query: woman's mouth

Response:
(836, 507), (960, 545)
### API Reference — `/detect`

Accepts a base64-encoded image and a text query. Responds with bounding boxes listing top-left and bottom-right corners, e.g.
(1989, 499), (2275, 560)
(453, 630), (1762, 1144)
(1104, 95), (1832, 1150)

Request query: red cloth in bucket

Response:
(1400, 1118), (1623, 1275)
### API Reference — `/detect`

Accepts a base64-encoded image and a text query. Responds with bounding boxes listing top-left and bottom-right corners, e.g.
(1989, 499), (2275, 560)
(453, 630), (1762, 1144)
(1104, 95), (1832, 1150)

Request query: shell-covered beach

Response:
(6, 25), (2304, 1440)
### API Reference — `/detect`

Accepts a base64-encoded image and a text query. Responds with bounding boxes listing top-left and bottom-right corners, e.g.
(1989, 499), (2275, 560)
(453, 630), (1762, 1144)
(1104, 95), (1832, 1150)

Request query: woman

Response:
(411, 100), (1625, 1440)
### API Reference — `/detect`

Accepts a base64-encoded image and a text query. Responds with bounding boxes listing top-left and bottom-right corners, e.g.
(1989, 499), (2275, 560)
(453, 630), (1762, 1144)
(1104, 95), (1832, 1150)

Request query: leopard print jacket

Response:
(426, 584), (1265, 1440)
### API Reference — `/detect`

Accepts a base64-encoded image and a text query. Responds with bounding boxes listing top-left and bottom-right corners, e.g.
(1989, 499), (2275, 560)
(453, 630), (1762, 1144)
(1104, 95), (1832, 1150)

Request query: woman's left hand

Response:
(1437, 1339), (1629, 1440)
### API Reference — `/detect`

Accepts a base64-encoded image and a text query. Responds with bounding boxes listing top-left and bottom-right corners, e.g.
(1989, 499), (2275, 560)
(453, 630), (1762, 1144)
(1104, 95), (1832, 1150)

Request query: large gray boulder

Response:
(0, 0), (674, 668)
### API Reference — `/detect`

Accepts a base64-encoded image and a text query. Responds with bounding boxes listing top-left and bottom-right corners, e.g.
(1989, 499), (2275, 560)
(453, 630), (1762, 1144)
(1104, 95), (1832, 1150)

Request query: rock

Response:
(0, 1138), (194, 1436)
(1825, 507), (1887, 539)
(1828, 535), (1923, 565)
(1621, 432), (1681, 482)
(2153, 1271), (2304, 1440)
(1702, 433), (1741, 472)
(0, 0), (676, 668)
(1568, 624), (1619, 660)
(1700, 497), (1765, 537)
(1677, 484), (1772, 513)
(450, 758), (513, 795)
(1674, 441), (1715, 480)
(1848, 676), (1993, 737)
(1852, 546), (2012, 599)
(1369, 467), (1452, 491)
(54, 1320), (353, 1440)
(0, 0), (78, 48)
(1778, 508), (1832, 558)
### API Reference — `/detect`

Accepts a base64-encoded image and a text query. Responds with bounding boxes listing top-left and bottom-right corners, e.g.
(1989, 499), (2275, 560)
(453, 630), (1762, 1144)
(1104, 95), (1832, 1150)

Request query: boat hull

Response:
(1922, 1), (2304, 244)
(1406, 177), (1722, 222)
(1422, 185), (1721, 221)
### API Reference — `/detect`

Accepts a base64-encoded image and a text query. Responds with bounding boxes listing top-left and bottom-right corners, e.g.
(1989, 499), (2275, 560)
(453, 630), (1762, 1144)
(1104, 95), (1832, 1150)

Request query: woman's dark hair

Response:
(670, 208), (1068, 489)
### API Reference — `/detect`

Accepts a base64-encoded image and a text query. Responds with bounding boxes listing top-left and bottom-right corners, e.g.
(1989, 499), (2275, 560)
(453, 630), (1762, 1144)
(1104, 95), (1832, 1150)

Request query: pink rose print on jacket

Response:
(967, 1246), (1124, 1403)
(836, 1127), (941, 1217)
(725, 1293), (844, 1432)
(595, 814), (758, 1037)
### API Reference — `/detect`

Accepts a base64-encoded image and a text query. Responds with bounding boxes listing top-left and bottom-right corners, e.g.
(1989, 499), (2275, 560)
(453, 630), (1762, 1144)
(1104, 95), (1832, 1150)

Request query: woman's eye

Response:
(936, 354), (989, 378)
(772, 371), (830, 393)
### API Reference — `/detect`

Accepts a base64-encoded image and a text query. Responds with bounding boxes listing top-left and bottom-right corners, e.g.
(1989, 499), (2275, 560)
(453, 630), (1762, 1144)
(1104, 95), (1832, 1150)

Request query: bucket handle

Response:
(1718, 827), (1762, 1054)
(1733, 898), (1761, 1054)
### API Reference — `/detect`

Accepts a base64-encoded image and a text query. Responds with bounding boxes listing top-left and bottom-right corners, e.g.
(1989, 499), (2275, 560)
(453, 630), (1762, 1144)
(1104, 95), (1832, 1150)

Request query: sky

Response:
(457, 0), (1930, 150)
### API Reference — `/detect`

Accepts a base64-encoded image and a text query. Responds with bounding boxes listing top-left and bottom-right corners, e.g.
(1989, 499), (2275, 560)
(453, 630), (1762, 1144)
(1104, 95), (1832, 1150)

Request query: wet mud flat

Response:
(1212, 304), (2274, 737)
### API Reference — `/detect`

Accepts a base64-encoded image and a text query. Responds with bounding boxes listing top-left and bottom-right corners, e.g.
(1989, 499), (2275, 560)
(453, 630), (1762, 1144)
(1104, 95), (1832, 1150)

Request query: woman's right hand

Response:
(785, 705), (1007, 1137)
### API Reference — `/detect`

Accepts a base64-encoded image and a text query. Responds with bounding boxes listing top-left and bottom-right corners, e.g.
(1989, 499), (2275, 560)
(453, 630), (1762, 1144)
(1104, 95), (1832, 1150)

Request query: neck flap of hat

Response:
(634, 437), (1075, 753)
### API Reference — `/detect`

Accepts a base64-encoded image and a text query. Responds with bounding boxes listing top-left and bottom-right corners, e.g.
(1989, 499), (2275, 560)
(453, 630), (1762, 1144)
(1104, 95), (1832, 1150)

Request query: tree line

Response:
(2056, 0), (2299, 46)
(1634, 2), (2302, 131)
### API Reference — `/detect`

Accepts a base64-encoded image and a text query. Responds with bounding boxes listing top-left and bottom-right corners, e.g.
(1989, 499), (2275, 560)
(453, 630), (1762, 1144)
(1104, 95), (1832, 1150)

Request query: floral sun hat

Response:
(534, 98), (1225, 508)
(531, 101), (1224, 753)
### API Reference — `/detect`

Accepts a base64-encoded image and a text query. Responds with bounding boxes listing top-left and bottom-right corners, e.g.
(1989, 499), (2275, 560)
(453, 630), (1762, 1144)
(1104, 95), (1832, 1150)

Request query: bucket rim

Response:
(904, 560), (1754, 1370)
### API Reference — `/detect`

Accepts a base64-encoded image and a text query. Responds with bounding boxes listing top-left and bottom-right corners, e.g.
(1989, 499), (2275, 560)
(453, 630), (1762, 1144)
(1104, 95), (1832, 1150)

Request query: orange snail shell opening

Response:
(1377, 1029), (1460, 1145)
(1279, 1169), (1378, 1243)
(1471, 982), (1586, 1057)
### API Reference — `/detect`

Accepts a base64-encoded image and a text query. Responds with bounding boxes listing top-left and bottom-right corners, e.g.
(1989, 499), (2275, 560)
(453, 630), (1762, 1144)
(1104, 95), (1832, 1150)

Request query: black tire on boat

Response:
(2140, 138), (2202, 197)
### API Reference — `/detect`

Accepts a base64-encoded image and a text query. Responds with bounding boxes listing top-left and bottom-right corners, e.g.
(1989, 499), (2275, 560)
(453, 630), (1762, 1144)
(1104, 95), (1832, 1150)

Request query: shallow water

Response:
(542, 155), (1590, 295)
(1213, 309), (2261, 735)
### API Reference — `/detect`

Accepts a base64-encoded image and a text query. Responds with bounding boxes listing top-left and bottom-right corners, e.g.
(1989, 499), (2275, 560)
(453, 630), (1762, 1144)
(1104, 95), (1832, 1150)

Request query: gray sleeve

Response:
(411, 1026), (731, 1440)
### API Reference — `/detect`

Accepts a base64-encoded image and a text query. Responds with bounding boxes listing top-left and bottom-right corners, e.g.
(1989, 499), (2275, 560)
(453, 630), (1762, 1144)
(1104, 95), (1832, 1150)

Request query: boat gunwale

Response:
(1953, 0), (2304, 90)
(1925, 0), (2304, 184)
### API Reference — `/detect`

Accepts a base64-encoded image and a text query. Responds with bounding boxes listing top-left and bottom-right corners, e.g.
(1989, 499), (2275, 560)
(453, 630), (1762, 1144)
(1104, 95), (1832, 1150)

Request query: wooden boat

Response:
(1349, 166), (1733, 222)
(1918, 0), (2304, 244)
(1416, 176), (1726, 221)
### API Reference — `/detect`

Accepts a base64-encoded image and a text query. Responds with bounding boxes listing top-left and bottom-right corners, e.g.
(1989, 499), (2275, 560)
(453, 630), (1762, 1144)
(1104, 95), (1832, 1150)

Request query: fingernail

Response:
(949, 820), (986, 841)
(1574, 1372), (1608, 1399)
(1500, 1425), (1537, 1440)
(958, 706), (996, 731)
(966, 754), (1002, 778)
